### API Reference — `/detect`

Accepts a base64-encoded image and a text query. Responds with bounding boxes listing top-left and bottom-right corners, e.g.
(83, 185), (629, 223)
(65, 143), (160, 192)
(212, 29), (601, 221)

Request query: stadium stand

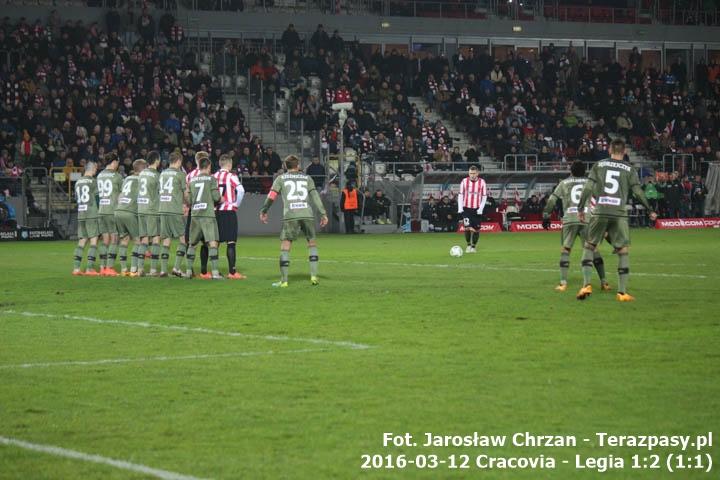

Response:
(1, 1), (719, 236)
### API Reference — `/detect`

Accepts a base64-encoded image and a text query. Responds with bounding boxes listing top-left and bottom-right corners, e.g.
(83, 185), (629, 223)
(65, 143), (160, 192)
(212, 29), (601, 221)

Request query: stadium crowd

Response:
(0, 12), (714, 223)
(0, 8), (287, 199)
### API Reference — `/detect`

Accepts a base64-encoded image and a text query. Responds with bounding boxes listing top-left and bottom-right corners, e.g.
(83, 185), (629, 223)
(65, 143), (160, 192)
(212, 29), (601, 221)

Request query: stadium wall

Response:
(236, 195), (336, 236)
(4, 5), (720, 45)
(176, 9), (720, 44)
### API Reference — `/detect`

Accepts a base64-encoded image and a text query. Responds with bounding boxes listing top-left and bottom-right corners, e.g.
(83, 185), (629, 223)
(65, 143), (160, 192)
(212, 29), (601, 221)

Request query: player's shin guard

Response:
(559, 252), (570, 283)
(185, 246), (196, 276)
(108, 244), (118, 269)
(173, 244), (186, 271)
(226, 242), (236, 274)
(160, 245), (170, 273)
(581, 248), (594, 286)
(118, 245), (128, 271)
(279, 251), (290, 282)
(471, 232), (479, 247)
(130, 245), (139, 272)
(86, 246), (97, 270)
(617, 253), (630, 293)
(98, 244), (107, 269)
(73, 246), (84, 270)
(137, 244), (147, 272)
(150, 244), (160, 272)
(200, 244), (209, 274)
(309, 246), (319, 277)
(464, 230), (471, 245)
(209, 247), (220, 275)
(593, 252), (607, 283)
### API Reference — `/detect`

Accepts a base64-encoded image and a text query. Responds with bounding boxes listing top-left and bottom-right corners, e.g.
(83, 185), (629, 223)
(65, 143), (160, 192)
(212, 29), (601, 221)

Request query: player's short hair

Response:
(84, 161), (96, 174)
(147, 150), (161, 166)
(219, 153), (232, 167)
(132, 158), (147, 173)
(284, 155), (300, 170)
(610, 139), (626, 155)
(169, 151), (182, 165)
(195, 150), (209, 164)
(469, 165), (479, 172)
(104, 152), (118, 165)
(198, 156), (211, 170)
(570, 160), (586, 177)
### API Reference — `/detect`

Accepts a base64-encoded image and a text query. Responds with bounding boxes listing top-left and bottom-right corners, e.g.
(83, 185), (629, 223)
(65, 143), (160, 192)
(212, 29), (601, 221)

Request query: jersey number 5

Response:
(604, 170), (620, 194)
(284, 180), (308, 201)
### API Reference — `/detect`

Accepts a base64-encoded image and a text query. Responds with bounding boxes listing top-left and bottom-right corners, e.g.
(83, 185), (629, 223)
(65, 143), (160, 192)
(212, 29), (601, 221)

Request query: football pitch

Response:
(1, 229), (718, 479)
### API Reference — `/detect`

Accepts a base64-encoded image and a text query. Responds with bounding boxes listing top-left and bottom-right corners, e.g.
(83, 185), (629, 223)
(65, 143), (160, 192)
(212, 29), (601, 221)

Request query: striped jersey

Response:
(186, 167), (200, 185)
(213, 169), (244, 211)
(458, 177), (487, 211)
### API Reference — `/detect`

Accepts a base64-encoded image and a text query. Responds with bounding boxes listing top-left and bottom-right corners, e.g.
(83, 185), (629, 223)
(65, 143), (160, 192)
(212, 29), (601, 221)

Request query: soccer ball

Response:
(450, 245), (464, 258)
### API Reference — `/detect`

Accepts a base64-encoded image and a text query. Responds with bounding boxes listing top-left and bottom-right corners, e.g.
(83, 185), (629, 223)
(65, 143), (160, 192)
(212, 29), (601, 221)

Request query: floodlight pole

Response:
(338, 109), (346, 189)
(332, 102), (353, 189)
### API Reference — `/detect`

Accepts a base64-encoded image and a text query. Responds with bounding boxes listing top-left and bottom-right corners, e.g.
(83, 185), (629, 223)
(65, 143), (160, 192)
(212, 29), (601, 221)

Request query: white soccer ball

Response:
(450, 245), (464, 258)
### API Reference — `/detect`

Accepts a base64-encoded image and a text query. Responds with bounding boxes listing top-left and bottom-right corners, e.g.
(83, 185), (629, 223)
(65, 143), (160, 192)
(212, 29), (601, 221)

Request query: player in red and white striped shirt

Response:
(457, 165), (487, 253)
(214, 154), (246, 279)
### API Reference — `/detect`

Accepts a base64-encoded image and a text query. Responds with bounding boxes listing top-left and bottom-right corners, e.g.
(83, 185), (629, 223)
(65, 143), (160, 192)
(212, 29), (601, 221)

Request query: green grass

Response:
(0, 229), (719, 479)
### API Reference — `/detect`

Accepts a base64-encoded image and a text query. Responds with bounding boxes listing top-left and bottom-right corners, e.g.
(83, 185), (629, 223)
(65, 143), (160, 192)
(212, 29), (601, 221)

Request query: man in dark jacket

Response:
(306, 156), (326, 190)
(281, 24), (301, 54)
(372, 189), (392, 224)
(691, 174), (708, 218)
(436, 195), (456, 232)
(663, 171), (683, 218)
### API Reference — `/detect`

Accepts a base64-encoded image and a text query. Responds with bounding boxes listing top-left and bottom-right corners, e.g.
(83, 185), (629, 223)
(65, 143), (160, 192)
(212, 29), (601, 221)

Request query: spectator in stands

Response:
(371, 189), (391, 224)
(643, 177), (659, 215)
(306, 156), (326, 190)
(691, 174), (708, 217)
(662, 172), (684, 218)
(436, 195), (456, 232)
(0, 193), (17, 229)
(421, 196), (439, 230)
(521, 195), (542, 217)
(263, 147), (282, 174)
(281, 23), (301, 54)
(310, 24), (330, 54)
(616, 112), (633, 141)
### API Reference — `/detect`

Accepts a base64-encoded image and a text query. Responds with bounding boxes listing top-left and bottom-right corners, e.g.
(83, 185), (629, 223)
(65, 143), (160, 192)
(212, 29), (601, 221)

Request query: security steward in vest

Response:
(340, 182), (359, 234)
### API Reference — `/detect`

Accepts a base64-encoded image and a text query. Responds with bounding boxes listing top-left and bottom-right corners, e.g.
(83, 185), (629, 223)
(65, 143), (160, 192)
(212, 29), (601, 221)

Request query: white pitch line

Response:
(238, 256), (710, 279)
(0, 311), (372, 350)
(0, 348), (326, 370)
(0, 436), (206, 480)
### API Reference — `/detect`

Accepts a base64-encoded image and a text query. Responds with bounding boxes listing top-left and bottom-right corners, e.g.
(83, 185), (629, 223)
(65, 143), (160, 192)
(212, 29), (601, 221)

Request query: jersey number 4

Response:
(284, 180), (308, 201)
(160, 177), (174, 195)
